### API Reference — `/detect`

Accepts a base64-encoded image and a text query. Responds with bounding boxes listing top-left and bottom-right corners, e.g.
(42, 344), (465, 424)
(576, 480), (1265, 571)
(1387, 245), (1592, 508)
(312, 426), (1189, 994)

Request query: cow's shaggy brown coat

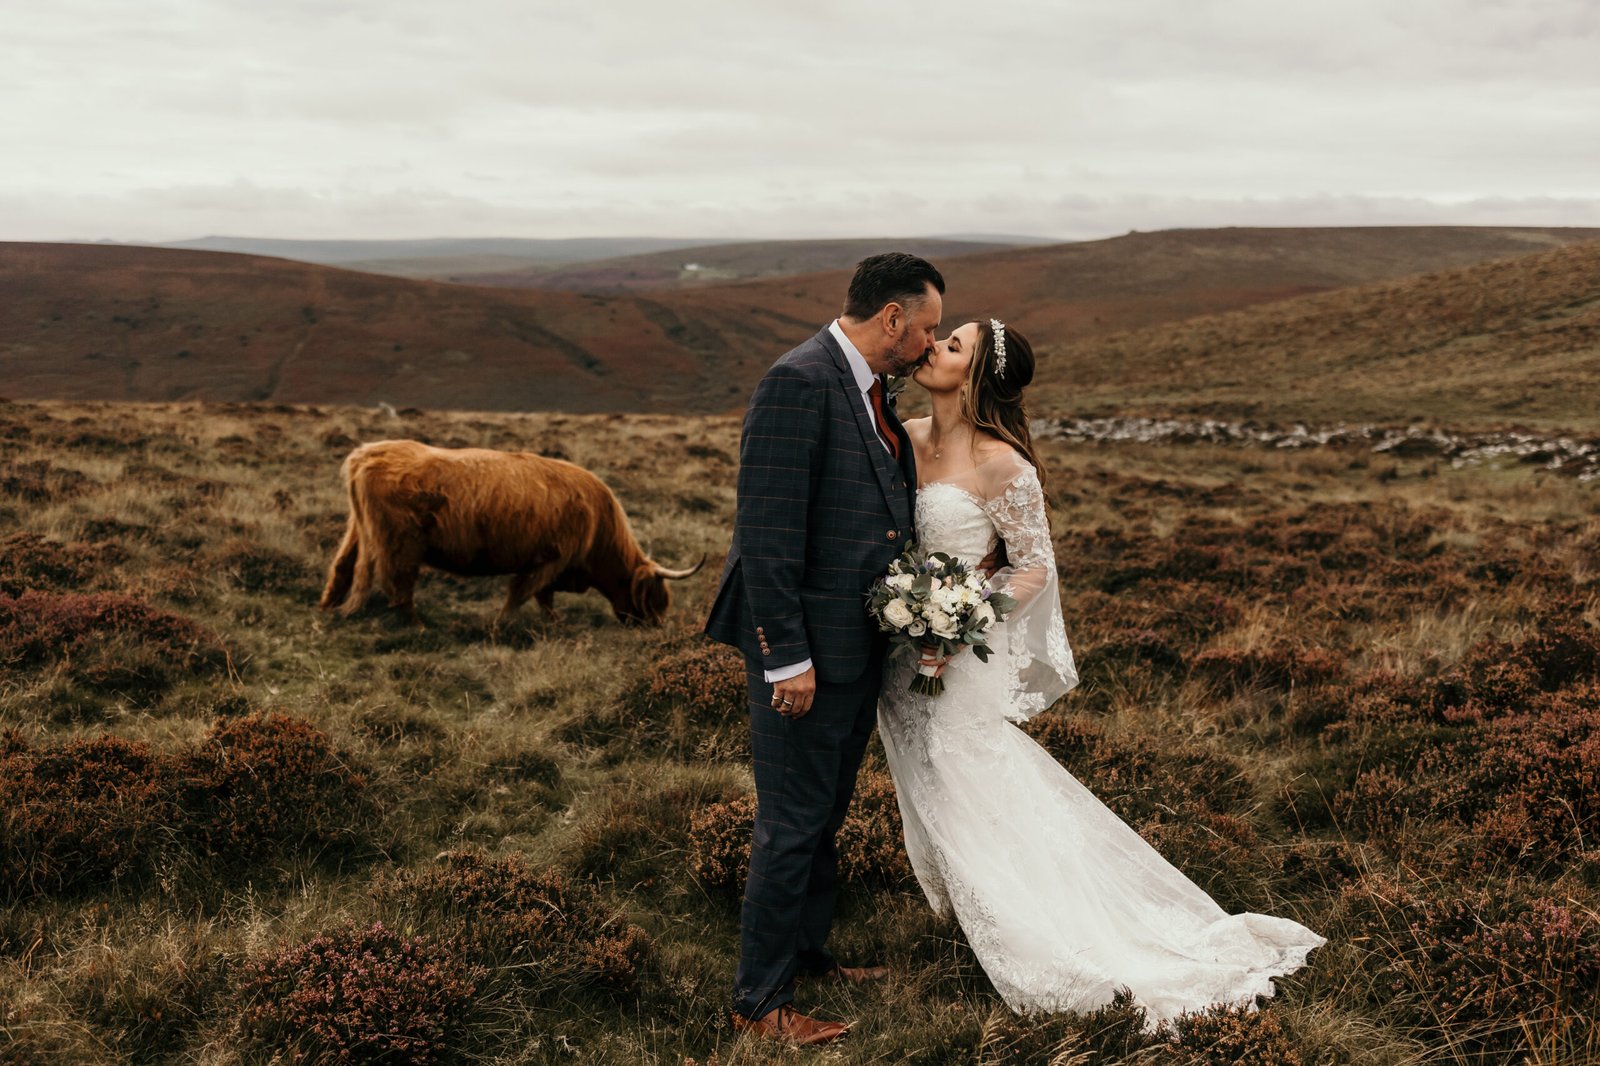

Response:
(319, 440), (701, 623)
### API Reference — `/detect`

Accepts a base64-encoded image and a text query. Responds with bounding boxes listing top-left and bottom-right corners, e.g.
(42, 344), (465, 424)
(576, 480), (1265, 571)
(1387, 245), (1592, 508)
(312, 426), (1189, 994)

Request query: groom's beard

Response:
(884, 330), (930, 377)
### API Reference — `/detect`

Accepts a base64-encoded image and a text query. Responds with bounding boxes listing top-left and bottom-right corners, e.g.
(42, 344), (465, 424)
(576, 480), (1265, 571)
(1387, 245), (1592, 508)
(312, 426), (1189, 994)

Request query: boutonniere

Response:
(885, 375), (909, 405)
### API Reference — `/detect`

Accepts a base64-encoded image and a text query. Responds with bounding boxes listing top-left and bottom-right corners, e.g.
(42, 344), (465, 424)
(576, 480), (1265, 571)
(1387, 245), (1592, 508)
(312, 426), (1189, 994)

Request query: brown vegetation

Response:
(0, 712), (372, 899)
(6, 227), (1598, 420)
(0, 396), (1597, 1063)
(234, 920), (483, 1064)
(1042, 237), (1600, 429)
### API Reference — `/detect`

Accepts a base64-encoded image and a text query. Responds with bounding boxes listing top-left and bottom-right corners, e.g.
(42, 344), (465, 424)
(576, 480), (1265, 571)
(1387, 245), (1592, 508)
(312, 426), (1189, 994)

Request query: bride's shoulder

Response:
(972, 433), (1023, 466)
(973, 437), (1039, 488)
(901, 416), (931, 440)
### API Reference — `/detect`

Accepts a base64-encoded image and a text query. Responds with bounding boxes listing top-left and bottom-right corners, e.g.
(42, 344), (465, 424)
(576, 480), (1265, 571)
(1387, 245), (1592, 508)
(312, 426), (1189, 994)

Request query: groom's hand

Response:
(771, 667), (817, 718)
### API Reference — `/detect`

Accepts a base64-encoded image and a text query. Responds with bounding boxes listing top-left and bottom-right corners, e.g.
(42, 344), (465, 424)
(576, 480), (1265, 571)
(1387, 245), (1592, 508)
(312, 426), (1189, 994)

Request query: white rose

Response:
(971, 601), (996, 629)
(883, 598), (915, 629)
(927, 608), (958, 639)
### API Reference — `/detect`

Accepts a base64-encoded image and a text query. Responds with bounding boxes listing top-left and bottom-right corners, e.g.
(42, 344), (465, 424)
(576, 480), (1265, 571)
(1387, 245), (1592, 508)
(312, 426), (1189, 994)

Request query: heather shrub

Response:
(0, 459), (92, 502)
(1081, 628), (1186, 676)
(234, 920), (482, 1065)
(1067, 987), (1165, 1058)
(0, 532), (123, 596)
(374, 851), (652, 995)
(686, 769), (912, 899)
(685, 794), (756, 897)
(629, 640), (746, 717)
(832, 768), (914, 888)
(0, 592), (228, 702)
(0, 735), (177, 898)
(1419, 686), (1600, 863)
(616, 641), (747, 758)
(1192, 641), (1344, 691)
(1138, 804), (1280, 912)
(212, 537), (313, 594)
(179, 711), (373, 865)
(1022, 714), (1251, 823)
(1335, 875), (1600, 1052)
(1170, 1003), (1303, 1065)
(1425, 623), (1600, 717)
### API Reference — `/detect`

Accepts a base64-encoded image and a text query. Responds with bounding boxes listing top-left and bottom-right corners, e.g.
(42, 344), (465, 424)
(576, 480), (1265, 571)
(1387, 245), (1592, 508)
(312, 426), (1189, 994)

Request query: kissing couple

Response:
(704, 253), (1324, 1046)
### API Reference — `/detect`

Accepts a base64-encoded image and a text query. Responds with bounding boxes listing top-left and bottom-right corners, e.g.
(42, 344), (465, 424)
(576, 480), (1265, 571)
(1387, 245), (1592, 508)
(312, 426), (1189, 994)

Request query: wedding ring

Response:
(781, 698), (794, 706)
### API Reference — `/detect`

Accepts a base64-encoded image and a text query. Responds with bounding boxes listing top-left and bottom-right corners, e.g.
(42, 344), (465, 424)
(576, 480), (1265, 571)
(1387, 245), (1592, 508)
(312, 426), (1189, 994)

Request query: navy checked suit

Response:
(705, 326), (915, 1020)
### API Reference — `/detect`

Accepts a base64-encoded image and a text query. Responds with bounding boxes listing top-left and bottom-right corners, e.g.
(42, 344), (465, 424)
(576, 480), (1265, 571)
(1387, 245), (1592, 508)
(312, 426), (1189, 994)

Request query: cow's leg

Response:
(385, 559), (425, 623)
(341, 552), (376, 616)
(320, 515), (361, 611)
(498, 561), (564, 624)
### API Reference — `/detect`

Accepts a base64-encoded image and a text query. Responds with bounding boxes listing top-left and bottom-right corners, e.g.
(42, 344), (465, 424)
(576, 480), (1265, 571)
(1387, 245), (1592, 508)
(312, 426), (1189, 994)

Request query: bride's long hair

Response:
(960, 320), (1047, 492)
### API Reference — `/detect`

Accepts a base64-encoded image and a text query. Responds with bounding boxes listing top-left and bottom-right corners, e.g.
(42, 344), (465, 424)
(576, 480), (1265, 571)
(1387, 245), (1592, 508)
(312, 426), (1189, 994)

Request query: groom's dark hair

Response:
(842, 252), (945, 321)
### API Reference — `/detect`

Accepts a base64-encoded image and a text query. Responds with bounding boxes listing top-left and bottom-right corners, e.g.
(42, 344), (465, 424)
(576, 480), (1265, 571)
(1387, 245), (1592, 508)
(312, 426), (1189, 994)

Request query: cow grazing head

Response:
(622, 555), (707, 625)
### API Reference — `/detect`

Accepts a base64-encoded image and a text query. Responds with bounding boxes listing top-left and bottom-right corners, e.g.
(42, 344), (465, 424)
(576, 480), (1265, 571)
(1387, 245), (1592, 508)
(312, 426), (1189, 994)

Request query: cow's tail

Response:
(319, 448), (368, 611)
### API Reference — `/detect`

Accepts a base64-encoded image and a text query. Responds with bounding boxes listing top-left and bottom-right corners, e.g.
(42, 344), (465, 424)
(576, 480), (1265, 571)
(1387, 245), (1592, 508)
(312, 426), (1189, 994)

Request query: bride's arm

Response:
(978, 447), (1078, 718)
(979, 450), (1053, 609)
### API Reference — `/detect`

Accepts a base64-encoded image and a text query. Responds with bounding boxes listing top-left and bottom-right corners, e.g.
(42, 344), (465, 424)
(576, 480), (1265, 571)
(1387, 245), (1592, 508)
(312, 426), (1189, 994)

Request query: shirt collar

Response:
(828, 319), (876, 396)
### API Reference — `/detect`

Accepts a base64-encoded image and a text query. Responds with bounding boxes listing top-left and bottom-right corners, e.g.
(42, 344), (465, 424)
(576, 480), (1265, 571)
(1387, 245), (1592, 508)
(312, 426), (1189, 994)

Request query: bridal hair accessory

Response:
(989, 318), (1008, 378)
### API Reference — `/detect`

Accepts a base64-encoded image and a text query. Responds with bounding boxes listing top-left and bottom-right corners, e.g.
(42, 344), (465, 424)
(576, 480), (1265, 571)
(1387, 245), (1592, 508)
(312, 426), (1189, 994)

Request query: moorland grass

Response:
(0, 397), (1596, 1064)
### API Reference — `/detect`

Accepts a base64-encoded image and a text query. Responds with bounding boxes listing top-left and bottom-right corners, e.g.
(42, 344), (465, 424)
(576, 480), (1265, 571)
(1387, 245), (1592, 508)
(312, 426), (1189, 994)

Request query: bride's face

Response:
(912, 321), (981, 394)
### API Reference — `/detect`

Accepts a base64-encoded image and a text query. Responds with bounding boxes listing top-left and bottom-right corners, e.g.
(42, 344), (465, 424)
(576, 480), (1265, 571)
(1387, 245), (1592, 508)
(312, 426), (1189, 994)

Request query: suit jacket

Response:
(705, 327), (916, 684)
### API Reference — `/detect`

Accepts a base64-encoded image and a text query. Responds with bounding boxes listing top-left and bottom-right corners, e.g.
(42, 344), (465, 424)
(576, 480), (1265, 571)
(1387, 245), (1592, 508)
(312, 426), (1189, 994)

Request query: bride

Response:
(879, 318), (1325, 1025)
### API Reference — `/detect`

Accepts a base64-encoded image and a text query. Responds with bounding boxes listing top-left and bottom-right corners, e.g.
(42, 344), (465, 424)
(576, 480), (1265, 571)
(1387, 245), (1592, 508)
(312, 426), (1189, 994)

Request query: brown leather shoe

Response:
(804, 963), (890, 985)
(731, 1004), (849, 1046)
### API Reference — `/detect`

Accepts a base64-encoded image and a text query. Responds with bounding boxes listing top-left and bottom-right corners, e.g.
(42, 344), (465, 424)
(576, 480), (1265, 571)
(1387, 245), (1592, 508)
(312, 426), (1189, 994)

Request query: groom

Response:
(705, 252), (944, 1045)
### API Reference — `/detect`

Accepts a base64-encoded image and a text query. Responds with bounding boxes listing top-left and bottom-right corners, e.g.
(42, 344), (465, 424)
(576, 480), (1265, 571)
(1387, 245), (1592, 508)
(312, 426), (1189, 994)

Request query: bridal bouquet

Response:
(866, 544), (1016, 696)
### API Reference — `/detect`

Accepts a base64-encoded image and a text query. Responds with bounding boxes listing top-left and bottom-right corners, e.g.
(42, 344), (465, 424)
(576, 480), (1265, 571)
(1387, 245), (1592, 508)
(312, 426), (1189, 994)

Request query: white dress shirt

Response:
(765, 321), (894, 684)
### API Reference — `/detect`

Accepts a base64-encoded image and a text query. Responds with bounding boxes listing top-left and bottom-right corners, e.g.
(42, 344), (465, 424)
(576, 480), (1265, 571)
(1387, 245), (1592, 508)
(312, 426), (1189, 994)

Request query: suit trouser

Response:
(732, 654), (882, 1020)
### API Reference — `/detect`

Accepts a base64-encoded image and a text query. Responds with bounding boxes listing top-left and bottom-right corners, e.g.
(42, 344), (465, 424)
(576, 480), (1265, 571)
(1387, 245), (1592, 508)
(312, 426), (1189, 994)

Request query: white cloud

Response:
(2, 0), (1597, 240)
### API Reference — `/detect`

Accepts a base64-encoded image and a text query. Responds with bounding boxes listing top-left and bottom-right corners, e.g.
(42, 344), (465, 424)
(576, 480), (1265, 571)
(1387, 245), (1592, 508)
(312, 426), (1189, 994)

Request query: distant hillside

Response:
(152, 236), (733, 266)
(1036, 238), (1600, 431)
(450, 237), (1028, 291)
(4, 227), (1598, 417)
(0, 243), (754, 413)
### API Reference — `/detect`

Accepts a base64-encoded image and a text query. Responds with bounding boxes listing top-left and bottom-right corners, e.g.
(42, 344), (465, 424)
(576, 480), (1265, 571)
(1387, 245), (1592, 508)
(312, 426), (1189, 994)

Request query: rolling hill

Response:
(1035, 238), (1600, 431)
(445, 237), (1032, 290)
(153, 235), (736, 266)
(3, 226), (1597, 418)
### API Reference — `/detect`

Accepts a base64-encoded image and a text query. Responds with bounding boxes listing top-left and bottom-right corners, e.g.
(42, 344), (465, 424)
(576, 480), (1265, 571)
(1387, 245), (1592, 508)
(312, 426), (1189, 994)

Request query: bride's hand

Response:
(977, 540), (1009, 576)
(918, 645), (955, 678)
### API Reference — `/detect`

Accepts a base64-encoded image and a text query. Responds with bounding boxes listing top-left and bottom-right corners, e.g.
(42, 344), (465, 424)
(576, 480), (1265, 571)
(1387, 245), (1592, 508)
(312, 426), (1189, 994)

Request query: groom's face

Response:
(882, 283), (943, 377)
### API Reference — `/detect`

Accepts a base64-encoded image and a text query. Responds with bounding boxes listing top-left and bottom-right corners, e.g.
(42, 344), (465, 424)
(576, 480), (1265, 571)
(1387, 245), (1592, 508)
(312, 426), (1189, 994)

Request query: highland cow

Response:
(319, 440), (702, 624)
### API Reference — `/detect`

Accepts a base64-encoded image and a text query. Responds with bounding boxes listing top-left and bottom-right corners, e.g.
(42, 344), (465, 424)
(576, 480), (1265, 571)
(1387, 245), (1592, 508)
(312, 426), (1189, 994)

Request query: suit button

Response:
(886, 529), (897, 541)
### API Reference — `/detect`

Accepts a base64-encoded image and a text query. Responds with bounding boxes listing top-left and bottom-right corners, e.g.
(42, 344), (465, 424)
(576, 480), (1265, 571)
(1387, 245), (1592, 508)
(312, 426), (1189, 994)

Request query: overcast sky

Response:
(4, 0), (1597, 242)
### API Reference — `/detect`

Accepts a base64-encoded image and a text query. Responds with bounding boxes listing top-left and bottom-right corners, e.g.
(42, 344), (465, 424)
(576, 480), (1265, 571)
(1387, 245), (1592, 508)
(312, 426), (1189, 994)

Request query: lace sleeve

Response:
(979, 450), (1078, 721)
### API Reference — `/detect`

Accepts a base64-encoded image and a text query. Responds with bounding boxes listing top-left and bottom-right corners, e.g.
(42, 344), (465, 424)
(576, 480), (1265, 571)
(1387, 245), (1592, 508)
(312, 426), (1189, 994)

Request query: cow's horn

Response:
(655, 554), (707, 580)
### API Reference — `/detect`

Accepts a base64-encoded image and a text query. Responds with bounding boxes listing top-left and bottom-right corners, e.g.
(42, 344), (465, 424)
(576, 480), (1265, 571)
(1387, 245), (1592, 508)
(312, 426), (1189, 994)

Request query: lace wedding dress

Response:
(876, 447), (1324, 1025)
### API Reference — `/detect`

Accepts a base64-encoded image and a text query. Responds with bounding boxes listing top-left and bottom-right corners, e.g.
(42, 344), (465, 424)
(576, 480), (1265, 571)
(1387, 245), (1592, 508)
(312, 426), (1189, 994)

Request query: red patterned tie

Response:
(868, 380), (900, 461)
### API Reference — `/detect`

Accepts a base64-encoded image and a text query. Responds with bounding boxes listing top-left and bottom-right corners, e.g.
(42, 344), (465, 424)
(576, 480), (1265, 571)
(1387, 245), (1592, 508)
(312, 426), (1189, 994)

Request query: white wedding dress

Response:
(876, 447), (1325, 1026)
